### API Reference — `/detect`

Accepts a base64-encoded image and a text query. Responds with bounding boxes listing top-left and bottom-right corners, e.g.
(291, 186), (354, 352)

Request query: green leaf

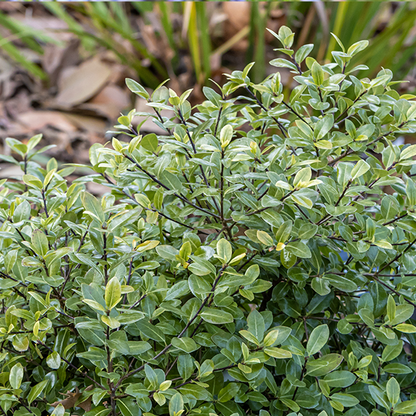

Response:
(145, 364), (158, 389)
(135, 320), (165, 343)
(394, 323), (416, 333)
(264, 347), (292, 359)
(256, 230), (274, 246)
(324, 371), (356, 388)
(386, 377), (400, 407)
(169, 393), (184, 416)
(218, 383), (240, 403)
(171, 337), (199, 353)
(101, 315), (120, 329)
(83, 299), (107, 312)
(201, 308), (234, 324)
(179, 383), (212, 401)
(216, 238), (232, 264)
(311, 61), (324, 85)
(165, 280), (190, 301)
(160, 170), (183, 192)
(400, 144), (416, 161)
(31, 229), (48, 257)
(220, 125), (233, 148)
(293, 167), (312, 188)
(81, 191), (105, 223)
(275, 220), (292, 243)
(306, 354), (344, 377)
(351, 160), (370, 180)
(105, 277), (122, 310)
(126, 78), (150, 99)
(387, 295), (396, 323)
(390, 304), (414, 325)
(178, 354), (194, 381)
(285, 241), (311, 258)
(46, 351), (61, 369)
(141, 134), (158, 153)
(295, 44), (314, 63)
(239, 329), (260, 345)
(247, 310), (265, 342)
(13, 201), (31, 223)
(382, 341), (403, 362)
(394, 400), (416, 414)
(51, 404), (65, 416)
(9, 363), (23, 389)
(315, 115), (334, 141)
(27, 380), (48, 405)
(330, 393), (359, 407)
(369, 385), (390, 409)
(307, 324), (329, 356)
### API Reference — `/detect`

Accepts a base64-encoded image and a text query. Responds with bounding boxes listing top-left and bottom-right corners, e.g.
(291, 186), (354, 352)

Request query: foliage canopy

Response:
(2, 27), (416, 416)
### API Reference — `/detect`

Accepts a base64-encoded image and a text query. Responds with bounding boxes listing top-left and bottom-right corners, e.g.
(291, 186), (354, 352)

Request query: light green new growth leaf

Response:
(217, 238), (232, 264)
(105, 277), (122, 310)
(10, 363), (24, 389)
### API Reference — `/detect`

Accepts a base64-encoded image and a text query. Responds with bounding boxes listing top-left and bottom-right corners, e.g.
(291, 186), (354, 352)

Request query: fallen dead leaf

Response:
(81, 84), (130, 120)
(43, 39), (80, 86)
(63, 113), (107, 134)
(0, 164), (24, 180)
(16, 111), (77, 132)
(55, 57), (112, 107)
(222, 2), (250, 51)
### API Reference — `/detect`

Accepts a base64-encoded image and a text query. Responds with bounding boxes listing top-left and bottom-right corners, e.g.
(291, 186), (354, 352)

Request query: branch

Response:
(328, 122), (408, 167)
(124, 155), (220, 219)
(244, 86), (288, 138)
(177, 109), (221, 215)
(102, 174), (211, 234)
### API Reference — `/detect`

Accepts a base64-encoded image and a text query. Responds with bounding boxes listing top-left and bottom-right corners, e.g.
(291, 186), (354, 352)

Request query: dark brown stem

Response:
(41, 189), (49, 218)
(124, 155), (220, 219)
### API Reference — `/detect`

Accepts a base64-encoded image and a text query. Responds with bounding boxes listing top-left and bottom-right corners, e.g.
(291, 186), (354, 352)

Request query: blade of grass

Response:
(158, 2), (175, 51)
(0, 33), (47, 79)
(0, 12), (61, 54)
(325, 2), (348, 61)
(85, 2), (167, 80)
(352, 5), (416, 77)
(315, 1), (330, 62)
(44, 3), (96, 50)
(252, 3), (267, 83)
(186, 2), (202, 85)
(211, 25), (250, 58)
(196, 2), (211, 82)
(110, 3), (132, 33)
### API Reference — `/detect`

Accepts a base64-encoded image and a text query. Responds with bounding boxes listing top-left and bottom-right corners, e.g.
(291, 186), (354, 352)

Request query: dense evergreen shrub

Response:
(2, 27), (416, 416)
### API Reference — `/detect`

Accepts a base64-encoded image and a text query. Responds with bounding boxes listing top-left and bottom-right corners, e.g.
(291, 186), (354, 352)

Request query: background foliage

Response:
(2, 2), (416, 172)
(2, 2), (416, 89)
(2, 24), (416, 416)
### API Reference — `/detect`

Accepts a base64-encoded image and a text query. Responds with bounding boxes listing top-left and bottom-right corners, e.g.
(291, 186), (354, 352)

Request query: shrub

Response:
(2, 26), (416, 416)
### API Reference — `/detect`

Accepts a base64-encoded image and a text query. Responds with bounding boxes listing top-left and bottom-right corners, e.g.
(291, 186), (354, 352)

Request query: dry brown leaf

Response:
(222, 3), (250, 52)
(55, 57), (112, 107)
(17, 111), (77, 132)
(11, 14), (70, 41)
(51, 386), (93, 411)
(81, 84), (130, 119)
(43, 39), (80, 86)
(63, 113), (107, 134)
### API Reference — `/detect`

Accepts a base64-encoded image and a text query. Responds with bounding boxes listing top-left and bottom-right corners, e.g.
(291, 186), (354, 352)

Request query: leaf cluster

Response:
(2, 27), (416, 416)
